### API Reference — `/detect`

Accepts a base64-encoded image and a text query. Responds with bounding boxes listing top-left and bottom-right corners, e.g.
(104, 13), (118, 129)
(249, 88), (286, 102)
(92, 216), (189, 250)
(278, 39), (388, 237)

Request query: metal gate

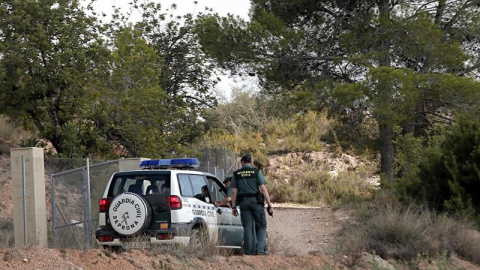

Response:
(47, 159), (119, 249)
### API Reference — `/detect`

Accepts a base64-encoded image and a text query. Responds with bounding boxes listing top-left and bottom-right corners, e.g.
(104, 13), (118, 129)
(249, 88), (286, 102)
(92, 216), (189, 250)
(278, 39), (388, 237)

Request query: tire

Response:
(102, 245), (121, 253)
(189, 228), (208, 253)
(108, 192), (152, 236)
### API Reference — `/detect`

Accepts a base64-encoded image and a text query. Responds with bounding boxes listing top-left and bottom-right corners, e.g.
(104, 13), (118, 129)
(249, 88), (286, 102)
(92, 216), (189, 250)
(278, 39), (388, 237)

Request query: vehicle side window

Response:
(178, 174), (193, 197)
(177, 174), (211, 203)
(111, 177), (124, 197)
(190, 175), (207, 197)
(207, 177), (226, 202)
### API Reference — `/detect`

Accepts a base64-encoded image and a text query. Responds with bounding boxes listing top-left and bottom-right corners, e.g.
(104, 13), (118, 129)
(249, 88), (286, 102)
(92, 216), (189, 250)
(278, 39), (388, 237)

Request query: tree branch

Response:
(457, 62), (480, 76)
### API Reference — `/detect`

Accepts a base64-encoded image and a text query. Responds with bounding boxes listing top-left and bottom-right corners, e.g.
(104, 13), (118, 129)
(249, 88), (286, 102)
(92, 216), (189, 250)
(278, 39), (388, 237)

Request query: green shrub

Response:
(269, 183), (296, 203)
(394, 116), (480, 222)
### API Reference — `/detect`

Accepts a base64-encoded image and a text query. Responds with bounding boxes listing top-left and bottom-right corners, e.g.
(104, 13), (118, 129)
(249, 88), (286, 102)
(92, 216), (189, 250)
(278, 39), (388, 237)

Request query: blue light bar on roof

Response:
(139, 158), (200, 170)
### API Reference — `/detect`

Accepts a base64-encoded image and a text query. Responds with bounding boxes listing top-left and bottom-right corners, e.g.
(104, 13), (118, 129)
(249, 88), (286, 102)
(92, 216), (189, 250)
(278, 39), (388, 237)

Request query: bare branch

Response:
(457, 62), (480, 76)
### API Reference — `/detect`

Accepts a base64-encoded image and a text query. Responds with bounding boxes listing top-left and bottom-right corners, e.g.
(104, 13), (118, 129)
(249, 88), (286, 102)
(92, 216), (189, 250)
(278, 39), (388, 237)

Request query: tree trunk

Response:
(379, 122), (395, 182)
(378, 0), (394, 181)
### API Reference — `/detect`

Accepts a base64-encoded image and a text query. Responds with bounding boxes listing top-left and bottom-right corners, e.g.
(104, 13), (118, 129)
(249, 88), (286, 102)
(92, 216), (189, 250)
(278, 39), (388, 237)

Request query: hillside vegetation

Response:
(2, 0), (480, 268)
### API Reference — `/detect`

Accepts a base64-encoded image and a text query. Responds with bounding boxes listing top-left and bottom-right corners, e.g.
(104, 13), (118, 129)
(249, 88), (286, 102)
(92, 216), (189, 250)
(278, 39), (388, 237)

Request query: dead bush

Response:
(332, 193), (480, 265)
(269, 167), (374, 206)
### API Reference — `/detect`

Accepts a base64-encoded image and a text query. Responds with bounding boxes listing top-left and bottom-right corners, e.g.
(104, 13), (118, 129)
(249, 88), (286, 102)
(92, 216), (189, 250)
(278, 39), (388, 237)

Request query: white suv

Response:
(95, 158), (243, 250)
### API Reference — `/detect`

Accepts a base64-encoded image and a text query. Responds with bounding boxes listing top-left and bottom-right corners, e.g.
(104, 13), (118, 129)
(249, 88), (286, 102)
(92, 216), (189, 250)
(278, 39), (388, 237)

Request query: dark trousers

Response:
(239, 197), (267, 254)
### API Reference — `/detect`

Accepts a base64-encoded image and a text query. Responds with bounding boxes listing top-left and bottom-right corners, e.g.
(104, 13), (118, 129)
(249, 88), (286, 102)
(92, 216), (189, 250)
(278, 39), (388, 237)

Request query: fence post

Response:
(21, 156), (27, 245)
(11, 147), (48, 247)
(84, 157), (92, 249)
(51, 174), (57, 248)
(215, 148), (218, 171)
(223, 148), (227, 177)
(206, 148), (210, 173)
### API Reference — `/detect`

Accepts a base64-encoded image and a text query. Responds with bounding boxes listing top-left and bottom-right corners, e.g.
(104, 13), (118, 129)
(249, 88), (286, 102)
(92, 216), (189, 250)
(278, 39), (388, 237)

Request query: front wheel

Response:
(189, 228), (210, 254)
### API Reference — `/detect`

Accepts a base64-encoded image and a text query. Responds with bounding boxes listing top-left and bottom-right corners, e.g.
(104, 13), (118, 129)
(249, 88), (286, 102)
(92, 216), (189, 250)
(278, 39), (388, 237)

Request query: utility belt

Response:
(238, 192), (264, 205)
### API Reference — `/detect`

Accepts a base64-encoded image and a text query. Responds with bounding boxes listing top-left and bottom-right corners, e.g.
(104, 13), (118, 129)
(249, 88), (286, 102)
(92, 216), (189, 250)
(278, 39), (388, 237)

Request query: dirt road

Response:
(267, 205), (347, 255)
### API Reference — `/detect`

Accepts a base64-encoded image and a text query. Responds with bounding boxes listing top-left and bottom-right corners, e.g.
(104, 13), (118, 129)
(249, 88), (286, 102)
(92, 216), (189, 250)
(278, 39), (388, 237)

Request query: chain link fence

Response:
(198, 147), (238, 181)
(46, 158), (119, 249)
(0, 155), (13, 247)
(0, 148), (237, 249)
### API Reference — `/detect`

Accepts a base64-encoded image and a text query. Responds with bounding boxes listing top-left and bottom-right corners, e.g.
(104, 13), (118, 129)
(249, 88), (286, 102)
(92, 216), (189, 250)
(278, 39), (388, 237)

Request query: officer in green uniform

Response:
(231, 154), (273, 255)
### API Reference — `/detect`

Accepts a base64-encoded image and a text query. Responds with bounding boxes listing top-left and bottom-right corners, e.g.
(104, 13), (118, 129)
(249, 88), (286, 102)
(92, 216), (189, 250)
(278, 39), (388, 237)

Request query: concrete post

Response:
(118, 158), (150, 171)
(10, 147), (48, 247)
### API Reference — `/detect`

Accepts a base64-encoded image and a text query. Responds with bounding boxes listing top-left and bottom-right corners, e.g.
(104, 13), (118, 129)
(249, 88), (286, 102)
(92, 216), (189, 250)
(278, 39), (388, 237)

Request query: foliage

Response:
(195, 0), (480, 182)
(335, 192), (480, 264)
(200, 89), (331, 159)
(0, 0), (221, 158)
(88, 27), (174, 157)
(0, 0), (109, 157)
(89, 1), (219, 158)
(132, 1), (218, 107)
(0, 217), (14, 247)
(393, 116), (480, 222)
(263, 111), (327, 153)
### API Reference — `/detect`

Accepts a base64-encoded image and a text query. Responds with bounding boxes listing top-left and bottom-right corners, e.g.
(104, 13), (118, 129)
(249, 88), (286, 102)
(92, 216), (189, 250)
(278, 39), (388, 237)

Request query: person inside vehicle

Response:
(215, 176), (233, 207)
(146, 183), (160, 194)
(195, 185), (210, 203)
(160, 183), (170, 194)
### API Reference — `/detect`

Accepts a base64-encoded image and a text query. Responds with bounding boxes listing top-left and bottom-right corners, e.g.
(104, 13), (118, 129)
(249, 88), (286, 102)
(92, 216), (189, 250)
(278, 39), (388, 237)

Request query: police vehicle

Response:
(95, 158), (243, 250)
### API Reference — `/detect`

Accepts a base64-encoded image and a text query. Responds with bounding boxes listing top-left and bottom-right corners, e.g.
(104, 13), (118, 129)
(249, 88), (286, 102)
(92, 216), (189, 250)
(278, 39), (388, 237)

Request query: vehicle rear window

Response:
(108, 172), (170, 197)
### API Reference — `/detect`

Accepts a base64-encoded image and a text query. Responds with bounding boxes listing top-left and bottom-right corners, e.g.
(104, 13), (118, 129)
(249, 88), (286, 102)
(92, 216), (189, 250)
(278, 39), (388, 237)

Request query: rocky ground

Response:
(1, 205), (479, 270)
(1, 246), (337, 270)
(0, 206), (348, 270)
(1, 153), (480, 269)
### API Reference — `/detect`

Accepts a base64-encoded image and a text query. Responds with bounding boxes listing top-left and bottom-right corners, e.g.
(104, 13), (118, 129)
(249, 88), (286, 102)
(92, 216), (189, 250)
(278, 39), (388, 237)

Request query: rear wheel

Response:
(101, 245), (121, 253)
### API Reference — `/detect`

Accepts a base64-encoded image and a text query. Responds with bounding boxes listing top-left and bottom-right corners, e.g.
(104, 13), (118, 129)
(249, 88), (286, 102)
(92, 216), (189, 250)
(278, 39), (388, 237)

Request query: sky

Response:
(88, 0), (256, 101)
(90, 0), (251, 21)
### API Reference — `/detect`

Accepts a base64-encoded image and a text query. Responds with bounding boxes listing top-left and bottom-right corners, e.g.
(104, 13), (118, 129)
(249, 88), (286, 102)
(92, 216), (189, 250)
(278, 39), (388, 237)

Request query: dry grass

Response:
(147, 228), (230, 259)
(55, 226), (86, 249)
(266, 234), (298, 256)
(440, 221), (480, 265)
(332, 192), (480, 266)
(0, 217), (14, 247)
(147, 229), (297, 258)
(269, 167), (375, 206)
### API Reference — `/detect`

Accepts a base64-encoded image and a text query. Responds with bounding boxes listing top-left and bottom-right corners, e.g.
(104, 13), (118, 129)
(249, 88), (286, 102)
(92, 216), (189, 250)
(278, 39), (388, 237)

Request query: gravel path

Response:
(267, 205), (349, 255)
